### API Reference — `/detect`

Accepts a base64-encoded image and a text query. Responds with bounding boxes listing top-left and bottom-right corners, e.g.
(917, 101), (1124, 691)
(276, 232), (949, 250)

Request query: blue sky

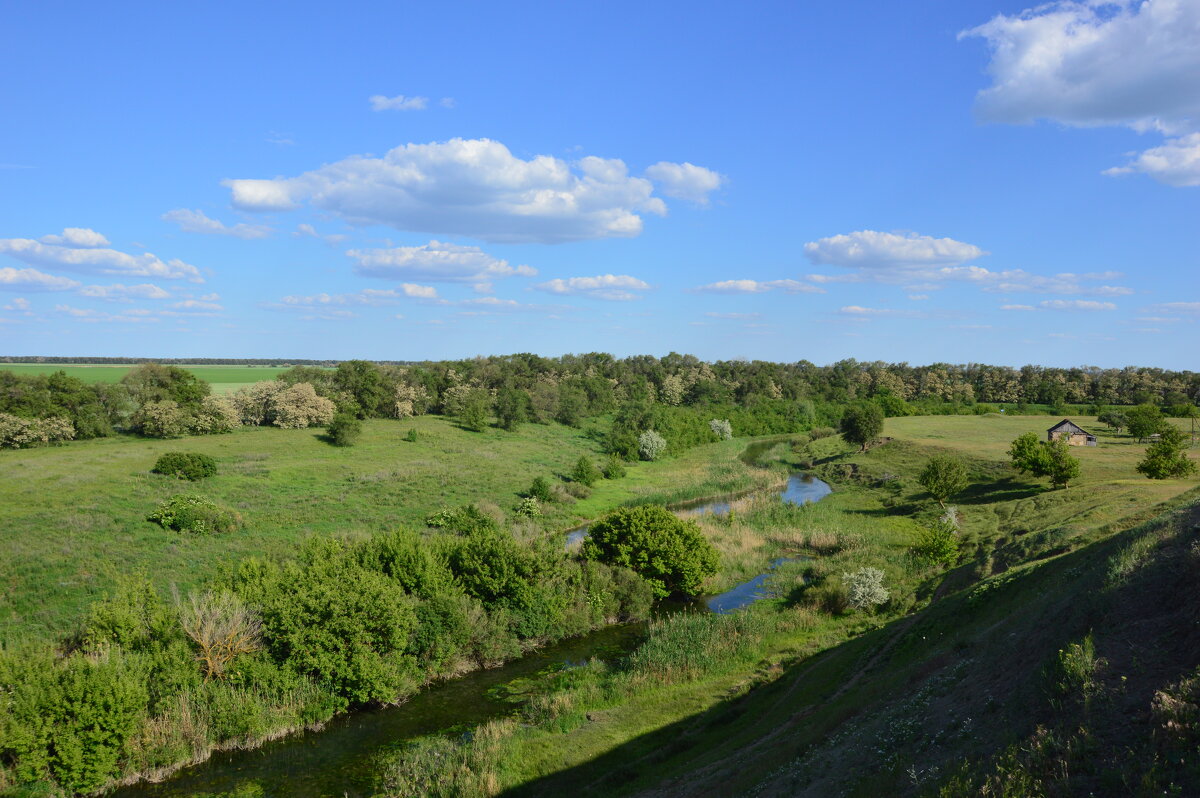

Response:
(1, 0), (1197, 367)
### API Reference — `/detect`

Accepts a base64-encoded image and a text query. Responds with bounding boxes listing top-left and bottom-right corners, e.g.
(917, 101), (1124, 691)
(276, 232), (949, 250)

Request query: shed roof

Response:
(1048, 419), (1089, 435)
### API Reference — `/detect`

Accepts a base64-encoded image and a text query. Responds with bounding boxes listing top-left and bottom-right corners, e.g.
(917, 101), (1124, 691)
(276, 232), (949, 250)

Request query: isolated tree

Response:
(326, 412), (363, 446)
(917, 455), (969, 507)
(839, 402), (884, 451)
(1136, 426), (1198, 479)
(582, 505), (718, 597)
(1043, 438), (1081, 488)
(1127, 404), (1166, 443)
(709, 418), (733, 441)
(1008, 432), (1049, 476)
(527, 476), (554, 502)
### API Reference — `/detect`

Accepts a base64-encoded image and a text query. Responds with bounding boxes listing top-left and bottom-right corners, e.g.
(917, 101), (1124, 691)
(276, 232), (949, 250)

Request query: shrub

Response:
(917, 455), (969, 507)
(134, 400), (190, 438)
(178, 590), (262, 680)
(637, 430), (667, 461)
(0, 412), (75, 448)
(148, 494), (241, 535)
(582, 505), (718, 598)
(808, 426), (836, 442)
(602, 456), (626, 480)
(404, 427), (419, 443)
(191, 395), (240, 434)
(326, 412), (363, 447)
(1136, 426), (1197, 479)
(152, 452), (218, 481)
(513, 496), (541, 517)
(527, 476), (554, 502)
(570, 456), (602, 487)
(271, 383), (336, 429)
(563, 481), (592, 499)
(913, 523), (960, 566)
(709, 418), (733, 440)
(843, 567), (889, 610)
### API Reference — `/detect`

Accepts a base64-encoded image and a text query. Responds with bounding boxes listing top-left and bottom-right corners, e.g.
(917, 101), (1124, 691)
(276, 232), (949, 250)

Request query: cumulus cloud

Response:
(276, 285), (438, 308)
(805, 230), (986, 269)
(692, 279), (823, 294)
(350, 240), (535, 283)
(1104, 132), (1200, 186)
(962, 1), (1200, 186)
(223, 138), (704, 243)
(54, 304), (161, 323)
(79, 283), (171, 300)
(838, 305), (924, 318)
(4, 297), (31, 311)
(0, 237), (202, 282)
(1146, 301), (1200, 314)
(162, 209), (272, 239)
(0, 266), (80, 291)
(1001, 304), (1036, 311)
(532, 274), (650, 301)
(369, 94), (429, 111)
(644, 161), (724, 204)
(294, 223), (347, 245)
(40, 228), (110, 247)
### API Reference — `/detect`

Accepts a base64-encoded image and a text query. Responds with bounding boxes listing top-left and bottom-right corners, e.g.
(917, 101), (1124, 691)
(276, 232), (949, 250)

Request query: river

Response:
(112, 447), (830, 797)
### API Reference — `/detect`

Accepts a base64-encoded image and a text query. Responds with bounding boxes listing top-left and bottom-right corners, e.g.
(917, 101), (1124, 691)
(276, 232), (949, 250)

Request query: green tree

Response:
(1097, 409), (1128, 434)
(1127, 403), (1166, 442)
(1008, 432), (1049, 476)
(333, 360), (391, 418)
(327, 412), (363, 446)
(458, 390), (491, 432)
(495, 387), (530, 432)
(570, 456), (602, 487)
(1009, 433), (1080, 489)
(1043, 438), (1081, 488)
(839, 402), (884, 451)
(527, 476), (554, 502)
(582, 505), (718, 597)
(917, 455), (969, 507)
(1136, 425), (1198, 479)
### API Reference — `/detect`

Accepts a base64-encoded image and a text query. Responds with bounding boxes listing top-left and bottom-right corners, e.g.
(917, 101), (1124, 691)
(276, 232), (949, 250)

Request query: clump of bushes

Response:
(514, 496), (542, 517)
(527, 476), (554, 502)
(582, 505), (718, 597)
(637, 430), (667, 461)
(0, 413), (75, 448)
(151, 451), (217, 481)
(326, 412), (362, 447)
(404, 428), (419, 443)
(602, 456), (626, 480)
(570, 456), (602, 487)
(147, 494), (241, 534)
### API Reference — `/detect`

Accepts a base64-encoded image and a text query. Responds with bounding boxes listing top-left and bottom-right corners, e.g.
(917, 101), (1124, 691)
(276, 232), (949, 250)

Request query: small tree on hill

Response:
(917, 455), (969, 507)
(638, 430), (667, 461)
(839, 403), (884, 451)
(1136, 426), (1198, 479)
(527, 476), (553, 502)
(571, 456), (602, 487)
(709, 418), (733, 440)
(843, 567), (889, 611)
(1097, 409), (1128, 434)
(1009, 432), (1081, 489)
(327, 412), (362, 446)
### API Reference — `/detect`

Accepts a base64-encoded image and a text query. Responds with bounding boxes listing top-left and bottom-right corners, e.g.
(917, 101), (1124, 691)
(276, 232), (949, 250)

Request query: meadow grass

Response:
(0, 418), (769, 644)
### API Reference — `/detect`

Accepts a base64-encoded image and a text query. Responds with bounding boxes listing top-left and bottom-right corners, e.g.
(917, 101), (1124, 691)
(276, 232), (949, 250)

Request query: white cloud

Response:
(79, 283), (171, 300)
(962, 1), (1200, 186)
(224, 138), (699, 243)
(350, 240), (536, 283)
(439, 97), (456, 109)
(705, 312), (762, 320)
(1147, 301), (1200, 314)
(1040, 299), (1117, 311)
(294, 223), (347, 245)
(838, 305), (924, 318)
(0, 266), (80, 291)
(4, 297), (30, 311)
(908, 294), (930, 300)
(1001, 304), (1036, 311)
(369, 94), (429, 111)
(533, 274), (650, 301)
(54, 304), (161, 323)
(644, 161), (724, 204)
(0, 237), (202, 282)
(40, 228), (110, 247)
(169, 299), (223, 312)
(693, 278), (823, 294)
(806, 272), (864, 284)
(1104, 132), (1200, 186)
(162, 209), (272, 239)
(276, 284), (438, 308)
(805, 230), (986, 269)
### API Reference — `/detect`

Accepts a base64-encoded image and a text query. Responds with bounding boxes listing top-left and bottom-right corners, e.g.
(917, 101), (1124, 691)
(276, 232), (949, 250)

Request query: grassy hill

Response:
(368, 414), (1199, 797)
(0, 364), (300, 394)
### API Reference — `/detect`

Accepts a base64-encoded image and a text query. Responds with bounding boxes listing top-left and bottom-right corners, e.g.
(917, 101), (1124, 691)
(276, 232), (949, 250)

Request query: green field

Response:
(0, 417), (773, 644)
(0, 363), (305, 394)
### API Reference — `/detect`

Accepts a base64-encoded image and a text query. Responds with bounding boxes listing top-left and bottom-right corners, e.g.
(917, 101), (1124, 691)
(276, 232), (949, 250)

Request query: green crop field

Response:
(0, 364), (306, 394)
(0, 417), (771, 645)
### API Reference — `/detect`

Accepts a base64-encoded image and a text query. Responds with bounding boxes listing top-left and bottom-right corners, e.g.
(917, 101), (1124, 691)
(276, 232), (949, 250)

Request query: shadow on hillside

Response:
(504, 503), (1200, 798)
(954, 476), (1044, 505)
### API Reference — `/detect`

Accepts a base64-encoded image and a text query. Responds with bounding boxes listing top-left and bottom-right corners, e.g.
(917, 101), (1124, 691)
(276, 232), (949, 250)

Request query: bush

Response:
(134, 400), (190, 438)
(570, 456), (602, 487)
(404, 428), (419, 443)
(151, 452), (218, 481)
(917, 455), (969, 506)
(913, 522), (960, 566)
(0, 412), (75, 448)
(582, 505), (718, 598)
(808, 426), (836, 442)
(843, 567), (889, 610)
(709, 418), (733, 440)
(148, 494), (241, 534)
(1136, 426), (1197, 479)
(527, 476), (554, 502)
(637, 430), (667, 461)
(513, 496), (541, 517)
(327, 412), (363, 447)
(602, 456), (626, 480)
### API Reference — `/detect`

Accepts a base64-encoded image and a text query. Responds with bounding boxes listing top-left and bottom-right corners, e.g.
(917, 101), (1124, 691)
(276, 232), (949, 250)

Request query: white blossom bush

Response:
(709, 418), (733, 440)
(843, 567), (889, 610)
(638, 430), (667, 461)
(271, 383), (337, 429)
(0, 413), (75, 448)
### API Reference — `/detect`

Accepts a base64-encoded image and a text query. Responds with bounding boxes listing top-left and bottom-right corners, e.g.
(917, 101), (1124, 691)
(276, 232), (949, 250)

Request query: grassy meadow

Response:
(371, 412), (1200, 797)
(0, 363), (303, 394)
(0, 417), (772, 645)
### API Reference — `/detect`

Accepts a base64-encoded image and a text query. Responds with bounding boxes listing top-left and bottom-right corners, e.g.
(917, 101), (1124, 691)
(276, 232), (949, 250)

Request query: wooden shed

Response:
(1047, 419), (1097, 446)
